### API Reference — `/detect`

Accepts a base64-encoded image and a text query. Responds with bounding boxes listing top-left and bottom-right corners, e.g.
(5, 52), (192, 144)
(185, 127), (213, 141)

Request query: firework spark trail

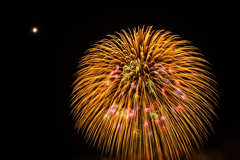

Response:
(70, 26), (219, 160)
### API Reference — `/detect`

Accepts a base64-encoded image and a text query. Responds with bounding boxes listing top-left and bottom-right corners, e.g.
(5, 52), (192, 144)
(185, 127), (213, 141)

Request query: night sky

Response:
(2, 1), (239, 160)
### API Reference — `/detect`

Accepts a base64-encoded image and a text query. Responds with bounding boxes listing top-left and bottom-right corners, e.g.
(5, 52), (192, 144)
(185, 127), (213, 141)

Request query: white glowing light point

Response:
(182, 94), (187, 101)
(144, 121), (148, 127)
(114, 74), (119, 79)
(33, 28), (37, 33)
(160, 116), (166, 122)
(144, 108), (149, 112)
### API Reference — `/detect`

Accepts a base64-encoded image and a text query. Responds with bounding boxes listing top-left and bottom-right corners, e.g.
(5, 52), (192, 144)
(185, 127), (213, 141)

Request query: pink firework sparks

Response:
(162, 126), (167, 132)
(111, 108), (116, 114)
(144, 108), (149, 113)
(154, 119), (160, 125)
(160, 116), (166, 122)
(113, 74), (119, 79)
(115, 65), (119, 70)
(120, 91), (124, 97)
(162, 87), (166, 94)
(176, 105), (184, 112)
(144, 121), (149, 127)
(109, 71), (114, 75)
(168, 67), (173, 74)
(160, 65), (165, 71)
(174, 80), (180, 86)
(182, 94), (187, 101)
(129, 113), (134, 119)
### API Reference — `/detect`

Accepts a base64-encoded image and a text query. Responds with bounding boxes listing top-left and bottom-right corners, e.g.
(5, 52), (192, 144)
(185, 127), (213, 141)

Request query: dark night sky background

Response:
(2, 1), (239, 160)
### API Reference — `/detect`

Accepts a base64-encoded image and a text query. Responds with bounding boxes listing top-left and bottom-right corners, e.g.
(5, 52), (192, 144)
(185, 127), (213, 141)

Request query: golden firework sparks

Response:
(70, 26), (219, 160)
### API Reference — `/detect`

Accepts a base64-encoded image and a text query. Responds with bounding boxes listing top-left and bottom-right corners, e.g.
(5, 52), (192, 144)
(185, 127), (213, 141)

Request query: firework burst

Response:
(70, 26), (219, 160)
